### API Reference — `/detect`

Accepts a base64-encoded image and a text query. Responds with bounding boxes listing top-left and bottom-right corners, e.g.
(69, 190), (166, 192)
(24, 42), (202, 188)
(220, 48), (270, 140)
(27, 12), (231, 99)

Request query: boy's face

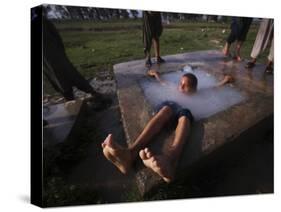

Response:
(178, 76), (193, 94)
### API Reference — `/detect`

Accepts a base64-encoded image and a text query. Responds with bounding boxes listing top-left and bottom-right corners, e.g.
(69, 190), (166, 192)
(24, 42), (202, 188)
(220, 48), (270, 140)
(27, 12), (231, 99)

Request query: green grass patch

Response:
(44, 19), (269, 95)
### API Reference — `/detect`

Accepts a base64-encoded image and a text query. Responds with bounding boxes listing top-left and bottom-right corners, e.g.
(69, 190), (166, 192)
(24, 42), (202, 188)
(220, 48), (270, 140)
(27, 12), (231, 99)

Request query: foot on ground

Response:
(265, 65), (273, 74)
(101, 134), (132, 174)
(145, 58), (152, 67)
(222, 47), (229, 56)
(245, 61), (255, 69)
(156, 57), (166, 64)
(139, 148), (174, 183)
(233, 55), (242, 62)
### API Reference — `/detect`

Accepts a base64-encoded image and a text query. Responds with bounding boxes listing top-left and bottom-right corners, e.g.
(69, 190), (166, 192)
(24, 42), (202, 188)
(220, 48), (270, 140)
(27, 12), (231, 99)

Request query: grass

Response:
(43, 19), (269, 93)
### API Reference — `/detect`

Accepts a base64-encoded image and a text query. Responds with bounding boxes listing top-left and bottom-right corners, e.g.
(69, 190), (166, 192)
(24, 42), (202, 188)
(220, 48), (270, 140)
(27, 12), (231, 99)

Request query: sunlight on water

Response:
(140, 66), (245, 120)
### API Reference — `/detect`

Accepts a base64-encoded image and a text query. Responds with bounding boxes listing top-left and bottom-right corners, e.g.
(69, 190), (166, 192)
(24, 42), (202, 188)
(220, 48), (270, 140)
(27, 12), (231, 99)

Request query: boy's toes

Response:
(144, 147), (149, 154)
(144, 148), (153, 158)
(139, 149), (147, 160)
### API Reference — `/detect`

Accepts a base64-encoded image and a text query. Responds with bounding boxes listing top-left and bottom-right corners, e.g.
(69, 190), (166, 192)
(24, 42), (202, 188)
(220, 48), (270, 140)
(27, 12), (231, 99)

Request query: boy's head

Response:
(178, 73), (198, 94)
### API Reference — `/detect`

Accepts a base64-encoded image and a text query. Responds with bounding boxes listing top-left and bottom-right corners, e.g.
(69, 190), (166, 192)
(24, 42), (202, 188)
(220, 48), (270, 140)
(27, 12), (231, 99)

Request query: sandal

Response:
(265, 65), (273, 74)
(156, 57), (166, 64)
(232, 55), (242, 62)
(145, 58), (152, 67)
(245, 61), (255, 68)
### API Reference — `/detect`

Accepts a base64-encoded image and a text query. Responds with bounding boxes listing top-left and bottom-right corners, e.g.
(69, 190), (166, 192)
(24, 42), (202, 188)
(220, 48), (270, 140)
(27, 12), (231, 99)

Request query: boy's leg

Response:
(102, 105), (174, 174)
(140, 113), (191, 183)
(129, 106), (174, 157)
(163, 116), (191, 164)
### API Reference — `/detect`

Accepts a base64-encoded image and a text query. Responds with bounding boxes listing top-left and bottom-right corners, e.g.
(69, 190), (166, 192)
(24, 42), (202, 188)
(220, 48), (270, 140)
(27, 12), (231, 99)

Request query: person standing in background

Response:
(223, 17), (253, 61)
(245, 19), (274, 74)
(143, 11), (166, 67)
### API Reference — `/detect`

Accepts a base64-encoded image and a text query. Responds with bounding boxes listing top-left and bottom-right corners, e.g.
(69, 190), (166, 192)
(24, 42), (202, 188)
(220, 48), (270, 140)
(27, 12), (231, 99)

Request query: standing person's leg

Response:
(223, 34), (235, 56)
(144, 32), (152, 67)
(43, 58), (74, 100)
(223, 18), (238, 56)
(153, 38), (160, 58)
(143, 11), (153, 67)
(139, 108), (193, 182)
(145, 49), (152, 67)
(268, 39), (274, 63)
(65, 57), (96, 96)
(246, 19), (273, 68)
(265, 39), (274, 73)
(153, 37), (165, 64)
(235, 18), (253, 61)
(43, 18), (76, 100)
(234, 41), (243, 61)
(101, 105), (174, 174)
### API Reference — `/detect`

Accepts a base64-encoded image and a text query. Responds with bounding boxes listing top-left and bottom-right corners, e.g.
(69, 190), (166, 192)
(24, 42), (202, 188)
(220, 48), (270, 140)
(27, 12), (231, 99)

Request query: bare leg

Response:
(129, 106), (173, 157)
(153, 38), (165, 63)
(223, 42), (231, 56)
(145, 50), (152, 67)
(164, 116), (190, 163)
(152, 38), (160, 58)
(139, 116), (191, 182)
(101, 106), (173, 174)
(145, 50), (151, 61)
(235, 41), (243, 61)
(265, 59), (273, 73)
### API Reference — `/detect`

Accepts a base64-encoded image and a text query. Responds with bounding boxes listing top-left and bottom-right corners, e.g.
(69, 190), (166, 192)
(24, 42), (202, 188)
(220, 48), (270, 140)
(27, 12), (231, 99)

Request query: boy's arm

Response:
(147, 69), (167, 85)
(216, 75), (235, 87)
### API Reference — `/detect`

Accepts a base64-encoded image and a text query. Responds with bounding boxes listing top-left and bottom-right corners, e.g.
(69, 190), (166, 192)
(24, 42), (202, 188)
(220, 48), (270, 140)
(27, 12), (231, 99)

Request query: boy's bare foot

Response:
(139, 148), (175, 183)
(101, 134), (132, 174)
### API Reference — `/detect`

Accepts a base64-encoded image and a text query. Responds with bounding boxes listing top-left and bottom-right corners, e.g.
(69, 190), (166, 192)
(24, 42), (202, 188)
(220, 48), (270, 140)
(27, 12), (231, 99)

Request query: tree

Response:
(130, 10), (139, 19)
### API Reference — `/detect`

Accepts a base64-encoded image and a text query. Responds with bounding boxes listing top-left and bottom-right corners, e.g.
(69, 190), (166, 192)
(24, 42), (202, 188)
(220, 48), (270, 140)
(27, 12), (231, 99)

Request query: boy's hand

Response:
(217, 74), (235, 87)
(147, 69), (166, 85)
(147, 69), (158, 77)
(223, 75), (235, 83)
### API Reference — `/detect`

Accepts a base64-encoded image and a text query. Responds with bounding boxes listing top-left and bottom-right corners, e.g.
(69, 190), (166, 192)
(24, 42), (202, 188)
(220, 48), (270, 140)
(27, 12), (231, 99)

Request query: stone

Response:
(43, 99), (87, 146)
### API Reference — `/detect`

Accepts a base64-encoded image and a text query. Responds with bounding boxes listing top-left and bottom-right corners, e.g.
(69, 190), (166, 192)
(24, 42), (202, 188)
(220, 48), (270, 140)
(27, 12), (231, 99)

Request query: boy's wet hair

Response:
(182, 73), (198, 92)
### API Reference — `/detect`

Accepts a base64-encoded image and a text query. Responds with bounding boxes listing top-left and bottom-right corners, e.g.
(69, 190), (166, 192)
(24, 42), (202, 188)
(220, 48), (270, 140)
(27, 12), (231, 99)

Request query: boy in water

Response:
(101, 69), (233, 183)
